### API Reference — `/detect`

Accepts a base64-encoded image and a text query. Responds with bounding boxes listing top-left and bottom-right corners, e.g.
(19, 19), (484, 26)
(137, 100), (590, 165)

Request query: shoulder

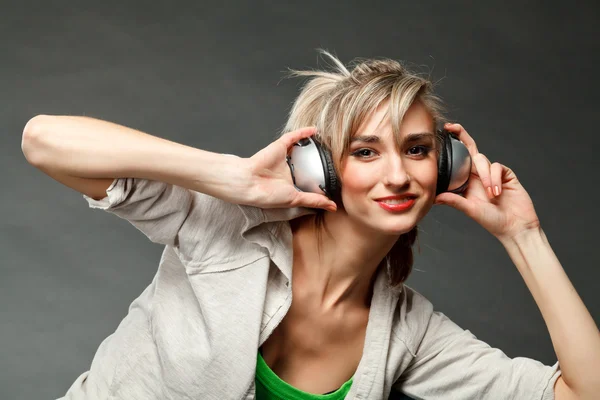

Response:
(394, 284), (471, 360)
(176, 191), (315, 268)
(392, 284), (436, 355)
(187, 188), (316, 234)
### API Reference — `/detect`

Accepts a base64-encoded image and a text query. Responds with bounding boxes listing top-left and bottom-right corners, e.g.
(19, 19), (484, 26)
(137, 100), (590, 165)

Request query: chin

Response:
(343, 201), (427, 236)
(380, 224), (416, 236)
(366, 217), (418, 236)
(374, 200), (432, 234)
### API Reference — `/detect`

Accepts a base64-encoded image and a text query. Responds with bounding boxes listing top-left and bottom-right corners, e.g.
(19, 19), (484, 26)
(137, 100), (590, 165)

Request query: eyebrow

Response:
(350, 132), (436, 146)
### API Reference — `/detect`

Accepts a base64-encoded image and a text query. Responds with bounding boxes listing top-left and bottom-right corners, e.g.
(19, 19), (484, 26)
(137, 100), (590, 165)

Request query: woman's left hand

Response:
(433, 123), (541, 242)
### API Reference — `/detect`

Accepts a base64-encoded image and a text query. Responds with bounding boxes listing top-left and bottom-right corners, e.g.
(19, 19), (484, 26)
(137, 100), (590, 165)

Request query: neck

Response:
(290, 211), (400, 311)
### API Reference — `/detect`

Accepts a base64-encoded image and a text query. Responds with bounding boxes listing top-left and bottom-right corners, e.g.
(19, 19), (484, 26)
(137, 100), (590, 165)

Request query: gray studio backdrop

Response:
(2, 1), (599, 399)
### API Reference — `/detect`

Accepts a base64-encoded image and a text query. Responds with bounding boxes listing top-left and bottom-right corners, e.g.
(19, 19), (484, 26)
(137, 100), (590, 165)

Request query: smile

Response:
(376, 198), (416, 212)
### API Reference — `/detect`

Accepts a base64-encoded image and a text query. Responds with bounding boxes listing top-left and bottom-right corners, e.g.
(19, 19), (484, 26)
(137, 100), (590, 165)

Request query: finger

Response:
(293, 192), (337, 212)
(490, 162), (503, 196)
(279, 127), (318, 149)
(444, 122), (479, 155)
(501, 164), (518, 183)
(472, 153), (493, 198)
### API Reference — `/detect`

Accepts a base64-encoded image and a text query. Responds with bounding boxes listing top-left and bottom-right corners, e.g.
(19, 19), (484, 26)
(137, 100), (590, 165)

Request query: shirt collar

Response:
(238, 205), (315, 282)
(237, 205), (403, 295)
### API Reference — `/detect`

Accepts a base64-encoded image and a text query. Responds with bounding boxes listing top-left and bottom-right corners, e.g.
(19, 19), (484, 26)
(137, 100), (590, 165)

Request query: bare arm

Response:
(21, 115), (336, 210)
(500, 230), (600, 400)
(21, 115), (247, 201)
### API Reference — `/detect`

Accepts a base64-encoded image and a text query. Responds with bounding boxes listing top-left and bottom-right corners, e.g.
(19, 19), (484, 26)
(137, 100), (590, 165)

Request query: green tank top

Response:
(255, 349), (353, 400)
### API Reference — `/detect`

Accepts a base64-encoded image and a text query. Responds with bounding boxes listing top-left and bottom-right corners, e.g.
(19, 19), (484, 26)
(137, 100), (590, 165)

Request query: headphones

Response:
(286, 129), (472, 203)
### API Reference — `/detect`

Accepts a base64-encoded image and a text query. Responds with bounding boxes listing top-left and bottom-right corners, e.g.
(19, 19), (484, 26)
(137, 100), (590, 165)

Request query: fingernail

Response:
(487, 187), (493, 198)
(494, 186), (500, 196)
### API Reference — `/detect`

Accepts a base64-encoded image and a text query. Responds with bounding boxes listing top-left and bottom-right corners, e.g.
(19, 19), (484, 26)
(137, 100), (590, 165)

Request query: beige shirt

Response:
(60, 177), (561, 400)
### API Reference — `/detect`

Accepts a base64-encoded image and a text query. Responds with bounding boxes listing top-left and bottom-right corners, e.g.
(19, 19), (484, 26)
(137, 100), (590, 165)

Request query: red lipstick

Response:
(375, 195), (417, 212)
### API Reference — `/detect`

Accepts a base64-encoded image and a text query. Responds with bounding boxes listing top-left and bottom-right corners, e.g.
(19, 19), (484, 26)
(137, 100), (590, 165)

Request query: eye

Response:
(408, 146), (432, 157)
(350, 148), (377, 158)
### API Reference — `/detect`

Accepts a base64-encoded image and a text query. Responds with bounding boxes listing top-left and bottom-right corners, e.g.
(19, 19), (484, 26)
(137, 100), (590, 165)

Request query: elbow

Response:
(22, 114), (53, 167)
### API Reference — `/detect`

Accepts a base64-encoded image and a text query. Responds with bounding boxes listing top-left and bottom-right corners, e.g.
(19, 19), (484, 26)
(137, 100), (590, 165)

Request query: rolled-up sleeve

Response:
(394, 297), (562, 399)
(83, 178), (193, 247)
(83, 177), (265, 269)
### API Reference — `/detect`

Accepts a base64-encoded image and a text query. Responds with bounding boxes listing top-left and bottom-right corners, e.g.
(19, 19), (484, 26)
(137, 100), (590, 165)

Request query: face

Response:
(338, 100), (438, 236)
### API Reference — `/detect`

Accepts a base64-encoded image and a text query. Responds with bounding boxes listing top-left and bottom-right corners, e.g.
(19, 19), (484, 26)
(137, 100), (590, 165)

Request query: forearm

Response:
(21, 115), (247, 199)
(500, 228), (600, 398)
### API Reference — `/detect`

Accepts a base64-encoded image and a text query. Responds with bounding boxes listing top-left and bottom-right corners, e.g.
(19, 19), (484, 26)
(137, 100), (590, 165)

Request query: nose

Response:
(382, 154), (411, 188)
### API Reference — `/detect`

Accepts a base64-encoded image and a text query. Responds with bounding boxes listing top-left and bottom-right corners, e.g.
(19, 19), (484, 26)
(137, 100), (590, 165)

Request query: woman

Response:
(21, 51), (599, 399)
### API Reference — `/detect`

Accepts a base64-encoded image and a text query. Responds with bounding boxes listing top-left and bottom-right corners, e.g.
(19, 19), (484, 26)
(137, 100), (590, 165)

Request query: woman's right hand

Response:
(240, 127), (337, 212)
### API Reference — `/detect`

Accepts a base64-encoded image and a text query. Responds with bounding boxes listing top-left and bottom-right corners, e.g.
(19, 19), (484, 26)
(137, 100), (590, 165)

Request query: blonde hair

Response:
(283, 50), (446, 172)
(282, 50), (446, 289)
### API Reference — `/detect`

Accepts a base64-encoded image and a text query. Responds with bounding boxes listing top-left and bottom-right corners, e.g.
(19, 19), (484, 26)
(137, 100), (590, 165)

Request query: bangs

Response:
(283, 52), (447, 173)
(341, 85), (436, 157)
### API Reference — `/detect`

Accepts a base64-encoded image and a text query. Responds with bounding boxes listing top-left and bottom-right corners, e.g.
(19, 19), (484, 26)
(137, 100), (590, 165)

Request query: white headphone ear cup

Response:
(286, 137), (339, 200)
(447, 135), (471, 193)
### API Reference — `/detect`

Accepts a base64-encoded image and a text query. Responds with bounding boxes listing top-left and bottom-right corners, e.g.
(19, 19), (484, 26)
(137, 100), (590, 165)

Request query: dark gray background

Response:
(2, 1), (599, 399)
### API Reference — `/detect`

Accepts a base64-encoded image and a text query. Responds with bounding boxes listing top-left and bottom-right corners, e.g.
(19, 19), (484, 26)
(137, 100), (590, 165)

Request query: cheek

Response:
(339, 159), (439, 202)
(339, 163), (376, 194)
(416, 163), (439, 200)
(420, 163), (438, 185)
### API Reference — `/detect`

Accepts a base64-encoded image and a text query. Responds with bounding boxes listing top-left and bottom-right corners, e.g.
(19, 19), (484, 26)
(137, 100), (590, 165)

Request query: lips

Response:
(375, 195), (417, 212)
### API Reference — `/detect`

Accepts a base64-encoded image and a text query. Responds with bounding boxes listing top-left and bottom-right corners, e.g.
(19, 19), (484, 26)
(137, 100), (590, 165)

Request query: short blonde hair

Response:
(282, 50), (446, 289)
(282, 49), (446, 172)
